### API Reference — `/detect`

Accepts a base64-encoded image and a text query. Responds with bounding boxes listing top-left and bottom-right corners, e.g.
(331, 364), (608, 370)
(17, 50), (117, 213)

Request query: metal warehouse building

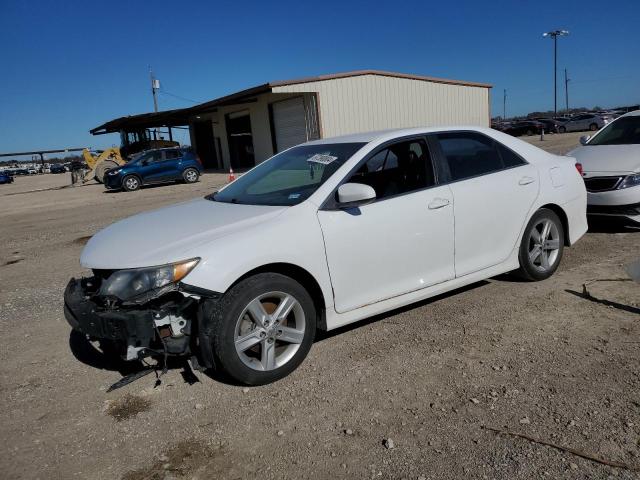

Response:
(91, 70), (492, 170)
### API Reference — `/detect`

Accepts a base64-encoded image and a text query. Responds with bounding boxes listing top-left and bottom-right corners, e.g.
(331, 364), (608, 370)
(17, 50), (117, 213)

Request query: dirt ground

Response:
(1, 132), (639, 480)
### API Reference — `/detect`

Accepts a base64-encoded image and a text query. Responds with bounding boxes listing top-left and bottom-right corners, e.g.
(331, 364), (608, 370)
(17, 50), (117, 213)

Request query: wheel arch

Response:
(230, 262), (328, 331)
(538, 203), (571, 246)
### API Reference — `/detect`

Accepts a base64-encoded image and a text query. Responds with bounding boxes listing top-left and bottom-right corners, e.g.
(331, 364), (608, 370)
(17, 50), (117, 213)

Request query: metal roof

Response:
(90, 70), (492, 135)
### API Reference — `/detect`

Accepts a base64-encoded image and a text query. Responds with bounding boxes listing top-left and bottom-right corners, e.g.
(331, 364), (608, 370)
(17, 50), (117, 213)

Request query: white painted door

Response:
(317, 186), (455, 313)
(272, 97), (308, 152)
(433, 131), (539, 277)
(449, 167), (538, 276)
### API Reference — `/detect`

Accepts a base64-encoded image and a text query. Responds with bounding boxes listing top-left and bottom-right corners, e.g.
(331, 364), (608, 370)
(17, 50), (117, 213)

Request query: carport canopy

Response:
(90, 108), (196, 135)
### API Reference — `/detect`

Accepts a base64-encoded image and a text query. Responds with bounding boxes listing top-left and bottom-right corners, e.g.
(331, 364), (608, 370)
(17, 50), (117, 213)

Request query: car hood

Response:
(568, 145), (640, 174)
(81, 198), (287, 269)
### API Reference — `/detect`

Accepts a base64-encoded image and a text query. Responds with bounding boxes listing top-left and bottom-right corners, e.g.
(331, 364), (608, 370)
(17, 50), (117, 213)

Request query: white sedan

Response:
(568, 110), (640, 223)
(64, 127), (587, 385)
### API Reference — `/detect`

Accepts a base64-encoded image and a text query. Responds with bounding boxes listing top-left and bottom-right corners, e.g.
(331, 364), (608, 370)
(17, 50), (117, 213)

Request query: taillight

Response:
(575, 163), (583, 175)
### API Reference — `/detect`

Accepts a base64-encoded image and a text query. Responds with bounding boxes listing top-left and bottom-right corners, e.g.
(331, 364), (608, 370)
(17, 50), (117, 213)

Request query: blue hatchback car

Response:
(104, 147), (202, 191)
(0, 172), (14, 184)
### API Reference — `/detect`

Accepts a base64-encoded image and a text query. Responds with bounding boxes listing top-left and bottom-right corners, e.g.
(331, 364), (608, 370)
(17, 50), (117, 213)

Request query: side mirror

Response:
(579, 135), (591, 145)
(337, 183), (376, 209)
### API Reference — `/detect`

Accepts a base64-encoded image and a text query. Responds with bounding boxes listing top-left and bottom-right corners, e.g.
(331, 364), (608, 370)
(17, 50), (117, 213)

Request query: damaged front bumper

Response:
(64, 276), (206, 362)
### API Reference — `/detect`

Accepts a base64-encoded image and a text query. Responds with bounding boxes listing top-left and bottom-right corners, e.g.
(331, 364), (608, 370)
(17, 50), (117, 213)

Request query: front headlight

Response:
(618, 174), (640, 190)
(108, 168), (123, 175)
(99, 258), (199, 300)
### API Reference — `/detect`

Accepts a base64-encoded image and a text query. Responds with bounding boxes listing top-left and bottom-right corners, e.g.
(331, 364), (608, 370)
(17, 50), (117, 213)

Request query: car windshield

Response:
(588, 117), (640, 145)
(211, 142), (366, 206)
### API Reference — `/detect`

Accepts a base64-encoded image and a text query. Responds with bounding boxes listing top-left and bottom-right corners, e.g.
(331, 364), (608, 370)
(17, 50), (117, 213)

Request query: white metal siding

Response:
(273, 74), (490, 138)
(272, 97), (308, 152)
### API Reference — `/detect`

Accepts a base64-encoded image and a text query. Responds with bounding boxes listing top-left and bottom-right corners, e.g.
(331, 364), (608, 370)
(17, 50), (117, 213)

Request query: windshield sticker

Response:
(307, 154), (338, 165)
(288, 193), (301, 200)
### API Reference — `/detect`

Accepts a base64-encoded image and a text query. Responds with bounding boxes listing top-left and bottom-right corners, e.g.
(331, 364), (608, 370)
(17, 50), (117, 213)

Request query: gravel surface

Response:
(1, 135), (639, 480)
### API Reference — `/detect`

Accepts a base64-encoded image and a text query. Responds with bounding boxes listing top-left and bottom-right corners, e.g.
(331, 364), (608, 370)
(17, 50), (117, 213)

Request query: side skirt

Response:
(323, 253), (520, 331)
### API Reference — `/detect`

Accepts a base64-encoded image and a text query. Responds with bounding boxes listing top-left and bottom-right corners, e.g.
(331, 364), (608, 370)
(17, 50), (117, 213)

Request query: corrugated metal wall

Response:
(273, 74), (490, 138)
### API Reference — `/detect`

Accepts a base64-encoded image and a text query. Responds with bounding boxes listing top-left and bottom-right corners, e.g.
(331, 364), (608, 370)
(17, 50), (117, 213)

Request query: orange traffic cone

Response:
(228, 167), (236, 182)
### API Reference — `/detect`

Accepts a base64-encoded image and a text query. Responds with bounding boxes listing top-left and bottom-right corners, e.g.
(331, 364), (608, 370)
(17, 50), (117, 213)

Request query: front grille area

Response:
(584, 176), (623, 192)
(587, 202), (640, 216)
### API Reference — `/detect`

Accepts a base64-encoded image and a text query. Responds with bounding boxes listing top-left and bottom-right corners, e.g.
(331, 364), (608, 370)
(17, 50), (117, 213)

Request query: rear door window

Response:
(163, 150), (182, 160)
(434, 132), (504, 181)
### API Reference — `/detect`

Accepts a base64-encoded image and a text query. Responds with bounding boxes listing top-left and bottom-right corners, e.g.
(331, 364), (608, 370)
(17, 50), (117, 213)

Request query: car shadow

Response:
(314, 280), (490, 342)
(102, 181), (188, 194)
(68, 330), (143, 375)
(587, 217), (640, 233)
(69, 330), (205, 388)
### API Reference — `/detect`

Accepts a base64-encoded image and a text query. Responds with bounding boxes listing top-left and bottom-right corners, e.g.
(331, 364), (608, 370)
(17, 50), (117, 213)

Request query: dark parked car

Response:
(104, 147), (202, 192)
(534, 118), (561, 133)
(13, 168), (29, 176)
(0, 172), (14, 184)
(503, 121), (544, 137)
(50, 164), (67, 174)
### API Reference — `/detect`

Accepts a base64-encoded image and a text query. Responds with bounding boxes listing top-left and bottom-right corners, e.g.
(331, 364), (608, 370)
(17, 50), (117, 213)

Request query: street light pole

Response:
(564, 68), (570, 112)
(543, 30), (569, 116)
(503, 89), (506, 121)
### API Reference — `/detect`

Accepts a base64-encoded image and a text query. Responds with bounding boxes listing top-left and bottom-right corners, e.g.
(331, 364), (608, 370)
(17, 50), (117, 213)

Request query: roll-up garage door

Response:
(272, 97), (308, 152)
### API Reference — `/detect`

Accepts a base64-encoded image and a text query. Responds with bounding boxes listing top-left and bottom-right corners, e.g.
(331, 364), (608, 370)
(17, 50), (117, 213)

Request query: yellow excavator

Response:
(81, 148), (125, 184)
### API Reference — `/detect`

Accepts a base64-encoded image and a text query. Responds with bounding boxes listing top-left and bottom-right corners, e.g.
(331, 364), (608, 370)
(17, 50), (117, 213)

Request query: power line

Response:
(158, 90), (200, 104)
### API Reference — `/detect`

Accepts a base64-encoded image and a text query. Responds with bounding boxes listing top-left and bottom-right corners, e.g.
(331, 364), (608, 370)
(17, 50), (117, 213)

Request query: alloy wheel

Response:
(124, 177), (139, 190)
(185, 169), (198, 182)
(527, 219), (560, 272)
(234, 291), (306, 371)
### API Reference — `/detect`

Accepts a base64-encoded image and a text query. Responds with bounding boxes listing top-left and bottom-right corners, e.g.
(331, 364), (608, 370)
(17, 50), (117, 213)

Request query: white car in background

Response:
(568, 111), (640, 223)
(65, 127), (587, 385)
(558, 113), (608, 133)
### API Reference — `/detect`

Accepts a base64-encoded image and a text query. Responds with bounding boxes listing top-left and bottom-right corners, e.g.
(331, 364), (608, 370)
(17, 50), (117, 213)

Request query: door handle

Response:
(428, 198), (450, 210)
(518, 176), (535, 185)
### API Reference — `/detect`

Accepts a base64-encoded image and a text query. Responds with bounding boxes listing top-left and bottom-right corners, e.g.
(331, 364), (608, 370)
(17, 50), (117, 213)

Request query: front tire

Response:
(558, 126), (566, 133)
(122, 175), (141, 192)
(589, 123), (598, 131)
(208, 273), (316, 385)
(516, 208), (564, 281)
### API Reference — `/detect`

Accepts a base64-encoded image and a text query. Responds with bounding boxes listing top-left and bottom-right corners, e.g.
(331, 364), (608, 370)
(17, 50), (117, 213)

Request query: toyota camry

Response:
(64, 127), (587, 385)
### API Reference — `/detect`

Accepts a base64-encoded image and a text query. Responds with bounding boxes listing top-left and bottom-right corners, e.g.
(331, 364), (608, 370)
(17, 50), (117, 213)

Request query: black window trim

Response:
(427, 130), (529, 186)
(320, 134), (442, 210)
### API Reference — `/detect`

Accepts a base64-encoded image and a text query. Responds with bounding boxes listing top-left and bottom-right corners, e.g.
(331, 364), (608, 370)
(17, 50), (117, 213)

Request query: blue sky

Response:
(0, 0), (638, 154)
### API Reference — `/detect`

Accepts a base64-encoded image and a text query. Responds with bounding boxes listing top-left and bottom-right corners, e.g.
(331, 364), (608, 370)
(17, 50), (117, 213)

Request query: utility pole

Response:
(503, 89), (507, 121)
(543, 30), (569, 116)
(149, 66), (160, 113)
(564, 68), (570, 112)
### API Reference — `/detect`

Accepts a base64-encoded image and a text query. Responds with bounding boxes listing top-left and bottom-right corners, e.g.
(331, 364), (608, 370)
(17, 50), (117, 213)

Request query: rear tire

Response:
(516, 208), (564, 281)
(122, 175), (141, 192)
(182, 168), (199, 184)
(589, 123), (598, 131)
(207, 273), (316, 385)
(558, 126), (566, 133)
(526, 129), (533, 136)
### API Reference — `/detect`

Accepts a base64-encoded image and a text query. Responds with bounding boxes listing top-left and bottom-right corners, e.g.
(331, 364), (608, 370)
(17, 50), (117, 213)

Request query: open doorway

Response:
(193, 120), (219, 169)
(225, 110), (255, 169)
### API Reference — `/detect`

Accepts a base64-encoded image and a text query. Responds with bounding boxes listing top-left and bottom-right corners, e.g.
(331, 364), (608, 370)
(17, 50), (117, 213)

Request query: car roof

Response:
(621, 110), (640, 118)
(305, 126), (498, 145)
